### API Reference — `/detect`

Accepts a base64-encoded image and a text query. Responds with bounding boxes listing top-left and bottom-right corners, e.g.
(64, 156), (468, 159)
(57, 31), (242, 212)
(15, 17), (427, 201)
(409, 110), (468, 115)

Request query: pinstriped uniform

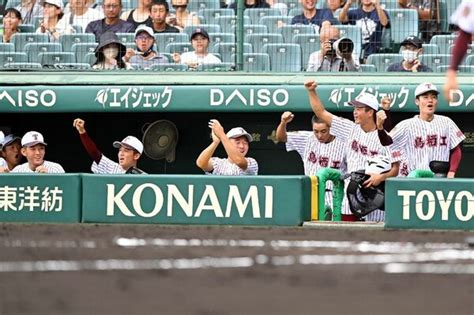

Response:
(0, 158), (6, 168)
(330, 116), (402, 222)
(389, 115), (465, 174)
(286, 131), (346, 209)
(11, 161), (65, 173)
(91, 155), (126, 174)
(208, 157), (258, 175)
(451, 0), (474, 33)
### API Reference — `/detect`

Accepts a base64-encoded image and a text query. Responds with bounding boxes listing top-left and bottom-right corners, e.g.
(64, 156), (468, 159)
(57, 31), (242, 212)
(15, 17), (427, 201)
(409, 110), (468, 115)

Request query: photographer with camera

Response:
(307, 25), (360, 72)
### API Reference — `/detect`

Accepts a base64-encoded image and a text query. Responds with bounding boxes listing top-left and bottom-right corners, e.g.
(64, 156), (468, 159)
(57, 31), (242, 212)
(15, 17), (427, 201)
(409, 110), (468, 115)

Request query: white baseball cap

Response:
(135, 25), (154, 38)
(21, 131), (48, 147)
(226, 127), (253, 142)
(349, 93), (379, 111)
(113, 136), (143, 154)
(42, 0), (64, 9)
(415, 82), (439, 98)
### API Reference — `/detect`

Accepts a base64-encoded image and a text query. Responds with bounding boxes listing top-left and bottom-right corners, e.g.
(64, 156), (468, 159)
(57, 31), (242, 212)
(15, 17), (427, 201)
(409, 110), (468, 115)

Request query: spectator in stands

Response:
(63, 0), (102, 15)
(120, 0), (153, 30)
(173, 28), (221, 69)
(2, 8), (22, 43)
(56, 0), (103, 34)
(0, 134), (23, 173)
(398, 0), (438, 42)
(229, 0), (270, 13)
(123, 25), (167, 68)
(266, 0), (288, 16)
(15, 0), (42, 25)
(327, 0), (345, 14)
(36, 0), (63, 41)
(196, 120), (258, 175)
(387, 35), (432, 72)
(86, 0), (133, 41)
(150, 0), (179, 33)
(307, 24), (360, 71)
(92, 31), (130, 69)
(166, 0), (200, 32)
(339, 0), (390, 60)
(291, 0), (338, 34)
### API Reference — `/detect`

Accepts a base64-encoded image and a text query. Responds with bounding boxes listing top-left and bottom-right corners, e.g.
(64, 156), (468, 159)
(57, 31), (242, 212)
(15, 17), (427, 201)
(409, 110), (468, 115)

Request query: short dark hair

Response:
(5, 8), (22, 20)
(311, 115), (327, 125)
(151, 0), (169, 11)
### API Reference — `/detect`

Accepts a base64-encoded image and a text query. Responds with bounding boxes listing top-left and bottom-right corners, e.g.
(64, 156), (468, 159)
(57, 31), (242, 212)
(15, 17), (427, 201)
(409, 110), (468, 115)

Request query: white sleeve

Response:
(286, 131), (312, 159)
(245, 157), (258, 175)
(447, 117), (466, 149)
(329, 115), (355, 142)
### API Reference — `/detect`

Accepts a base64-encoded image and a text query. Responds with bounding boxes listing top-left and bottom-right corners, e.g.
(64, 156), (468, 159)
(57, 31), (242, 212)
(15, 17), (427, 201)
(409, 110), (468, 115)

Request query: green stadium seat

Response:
(188, 0), (220, 13)
(242, 53), (270, 71)
(5, 0), (21, 8)
(245, 33), (283, 53)
(0, 43), (15, 53)
(360, 64), (377, 72)
(459, 65), (474, 73)
(84, 52), (96, 66)
(116, 33), (135, 44)
(32, 16), (43, 28)
(280, 25), (314, 43)
(438, 0), (449, 32)
(165, 42), (193, 54)
(121, 0), (135, 10)
(419, 53), (450, 69)
(334, 24), (362, 58)
(232, 24), (268, 35)
(53, 62), (92, 70)
(380, 0), (400, 10)
(217, 16), (251, 33)
(198, 8), (234, 25)
(213, 42), (252, 63)
(18, 24), (35, 33)
(197, 62), (234, 71)
(71, 42), (98, 63)
(244, 8), (282, 25)
(154, 33), (189, 53)
(24, 42), (62, 62)
(60, 33), (96, 52)
(3, 62), (43, 69)
(279, 0), (299, 12)
(386, 9), (418, 44)
(263, 43), (302, 72)
(429, 35), (456, 54)
(287, 8), (302, 18)
(0, 52), (28, 67)
(421, 44), (439, 55)
(148, 63), (189, 71)
(39, 52), (76, 66)
(184, 24), (221, 37)
(465, 55), (474, 66)
(11, 33), (49, 52)
(258, 16), (293, 33)
(71, 25), (83, 33)
(292, 34), (320, 69)
(208, 33), (235, 45)
(366, 53), (403, 71)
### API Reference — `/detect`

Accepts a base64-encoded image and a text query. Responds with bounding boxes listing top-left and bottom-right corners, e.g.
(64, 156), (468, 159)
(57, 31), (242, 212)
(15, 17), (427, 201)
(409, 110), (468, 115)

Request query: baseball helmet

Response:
(365, 155), (391, 174)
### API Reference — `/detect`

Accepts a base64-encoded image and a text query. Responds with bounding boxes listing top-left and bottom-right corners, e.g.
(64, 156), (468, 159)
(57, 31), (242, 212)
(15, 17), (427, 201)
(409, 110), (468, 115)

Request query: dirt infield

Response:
(0, 223), (473, 315)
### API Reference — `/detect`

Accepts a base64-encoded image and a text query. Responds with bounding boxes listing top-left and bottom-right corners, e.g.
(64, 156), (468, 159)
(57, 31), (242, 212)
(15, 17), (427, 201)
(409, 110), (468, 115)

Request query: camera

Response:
(326, 37), (354, 57)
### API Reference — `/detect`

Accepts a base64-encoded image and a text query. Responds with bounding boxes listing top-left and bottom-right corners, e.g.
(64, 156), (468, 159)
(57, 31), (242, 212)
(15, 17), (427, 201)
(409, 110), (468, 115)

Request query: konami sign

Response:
(106, 183), (274, 219)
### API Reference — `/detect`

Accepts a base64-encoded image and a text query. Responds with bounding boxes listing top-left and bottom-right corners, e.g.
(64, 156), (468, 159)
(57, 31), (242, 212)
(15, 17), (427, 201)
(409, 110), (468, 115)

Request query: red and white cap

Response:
(113, 136), (143, 154)
(349, 92), (379, 111)
(21, 131), (48, 147)
(414, 82), (439, 98)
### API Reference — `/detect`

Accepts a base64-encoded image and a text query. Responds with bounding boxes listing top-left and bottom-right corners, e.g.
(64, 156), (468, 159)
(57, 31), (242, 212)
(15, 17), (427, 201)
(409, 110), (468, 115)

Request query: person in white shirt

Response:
(173, 28), (221, 69)
(11, 131), (65, 173)
(56, 0), (103, 34)
(196, 120), (258, 176)
(0, 134), (23, 173)
(36, 0), (64, 41)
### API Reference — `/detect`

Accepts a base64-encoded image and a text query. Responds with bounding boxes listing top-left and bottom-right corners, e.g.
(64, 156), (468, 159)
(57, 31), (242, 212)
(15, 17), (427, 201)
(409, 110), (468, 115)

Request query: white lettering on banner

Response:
(398, 190), (474, 222)
(95, 87), (173, 109)
(449, 90), (474, 107)
(0, 90), (56, 108)
(210, 88), (289, 107)
(106, 183), (274, 219)
(0, 186), (63, 212)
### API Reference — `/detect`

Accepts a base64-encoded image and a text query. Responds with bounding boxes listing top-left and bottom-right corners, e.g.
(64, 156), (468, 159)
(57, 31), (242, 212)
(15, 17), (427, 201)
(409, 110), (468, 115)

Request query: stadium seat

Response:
(116, 33), (135, 44)
(121, 0), (135, 10)
(386, 9), (418, 44)
(208, 33), (235, 45)
(216, 16), (251, 33)
(53, 62), (92, 70)
(419, 54), (450, 70)
(3, 62), (43, 69)
(213, 42), (252, 63)
(5, 0), (21, 8)
(165, 42), (193, 54)
(188, 0), (220, 13)
(366, 53), (403, 71)
(0, 52), (28, 67)
(148, 63), (189, 71)
(184, 24), (221, 37)
(198, 8), (234, 25)
(334, 24), (362, 57)
(232, 24), (268, 35)
(60, 33), (96, 52)
(360, 64), (377, 72)
(421, 44), (439, 55)
(18, 24), (35, 33)
(155, 33), (189, 53)
(32, 16), (43, 28)
(465, 55), (474, 66)
(24, 42), (62, 62)
(245, 33), (283, 53)
(197, 62), (234, 71)
(380, 0), (400, 10)
(292, 34), (320, 68)
(71, 42), (98, 63)
(458, 65), (474, 73)
(438, 0), (449, 32)
(71, 25), (83, 33)
(39, 52), (76, 66)
(280, 25), (314, 43)
(429, 35), (456, 54)
(84, 52), (97, 66)
(242, 53), (270, 71)
(287, 8), (302, 18)
(258, 16), (293, 33)
(279, 0), (300, 12)
(0, 43), (15, 53)
(244, 8), (282, 25)
(263, 43), (302, 72)
(11, 33), (49, 52)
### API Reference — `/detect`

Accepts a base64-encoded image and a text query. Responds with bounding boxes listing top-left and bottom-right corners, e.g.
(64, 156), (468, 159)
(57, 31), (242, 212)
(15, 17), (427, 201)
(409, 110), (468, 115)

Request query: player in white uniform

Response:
(377, 83), (465, 177)
(305, 80), (401, 222)
(0, 134), (23, 173)
(73, 118), (144, 174)
(11, 131), (65, 173)
(276, 111), (346, 209)
(196, 120), (258, 175)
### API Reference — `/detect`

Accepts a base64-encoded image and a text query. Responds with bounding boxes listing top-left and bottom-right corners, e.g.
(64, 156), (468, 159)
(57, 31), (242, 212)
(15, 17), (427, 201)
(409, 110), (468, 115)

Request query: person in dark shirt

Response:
(228, 0), (270, 13)
(120, 0), (152, 30)
(387, 35), (432, 72)
(86, 0), (134, 40)
(291, 0), (337, 33)
(339, 0), (389, 59)
(150, 0), (179, 33)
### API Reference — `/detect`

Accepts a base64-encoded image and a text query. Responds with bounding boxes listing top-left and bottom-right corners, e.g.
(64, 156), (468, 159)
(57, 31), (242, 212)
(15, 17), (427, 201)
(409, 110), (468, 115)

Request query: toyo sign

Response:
(385, 178), (474, 230)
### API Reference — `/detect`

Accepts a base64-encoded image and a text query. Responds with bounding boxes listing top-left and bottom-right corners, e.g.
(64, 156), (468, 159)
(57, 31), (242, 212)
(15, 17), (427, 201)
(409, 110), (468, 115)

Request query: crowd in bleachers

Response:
(0, 0), (471, 71)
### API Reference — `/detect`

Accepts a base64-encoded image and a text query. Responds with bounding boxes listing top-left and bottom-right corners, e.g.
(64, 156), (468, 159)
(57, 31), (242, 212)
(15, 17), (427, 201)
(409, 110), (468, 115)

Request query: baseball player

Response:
(0, 134), (23, 173)
(377, 83), (465, 178)
(196, 119), (258, 175)
(73, 118), (145, 174)
(11, 131), (65, 173)
(276, 111), (346, 209)
(444, 0), (474, 102)
(305, 80), (401, 222)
